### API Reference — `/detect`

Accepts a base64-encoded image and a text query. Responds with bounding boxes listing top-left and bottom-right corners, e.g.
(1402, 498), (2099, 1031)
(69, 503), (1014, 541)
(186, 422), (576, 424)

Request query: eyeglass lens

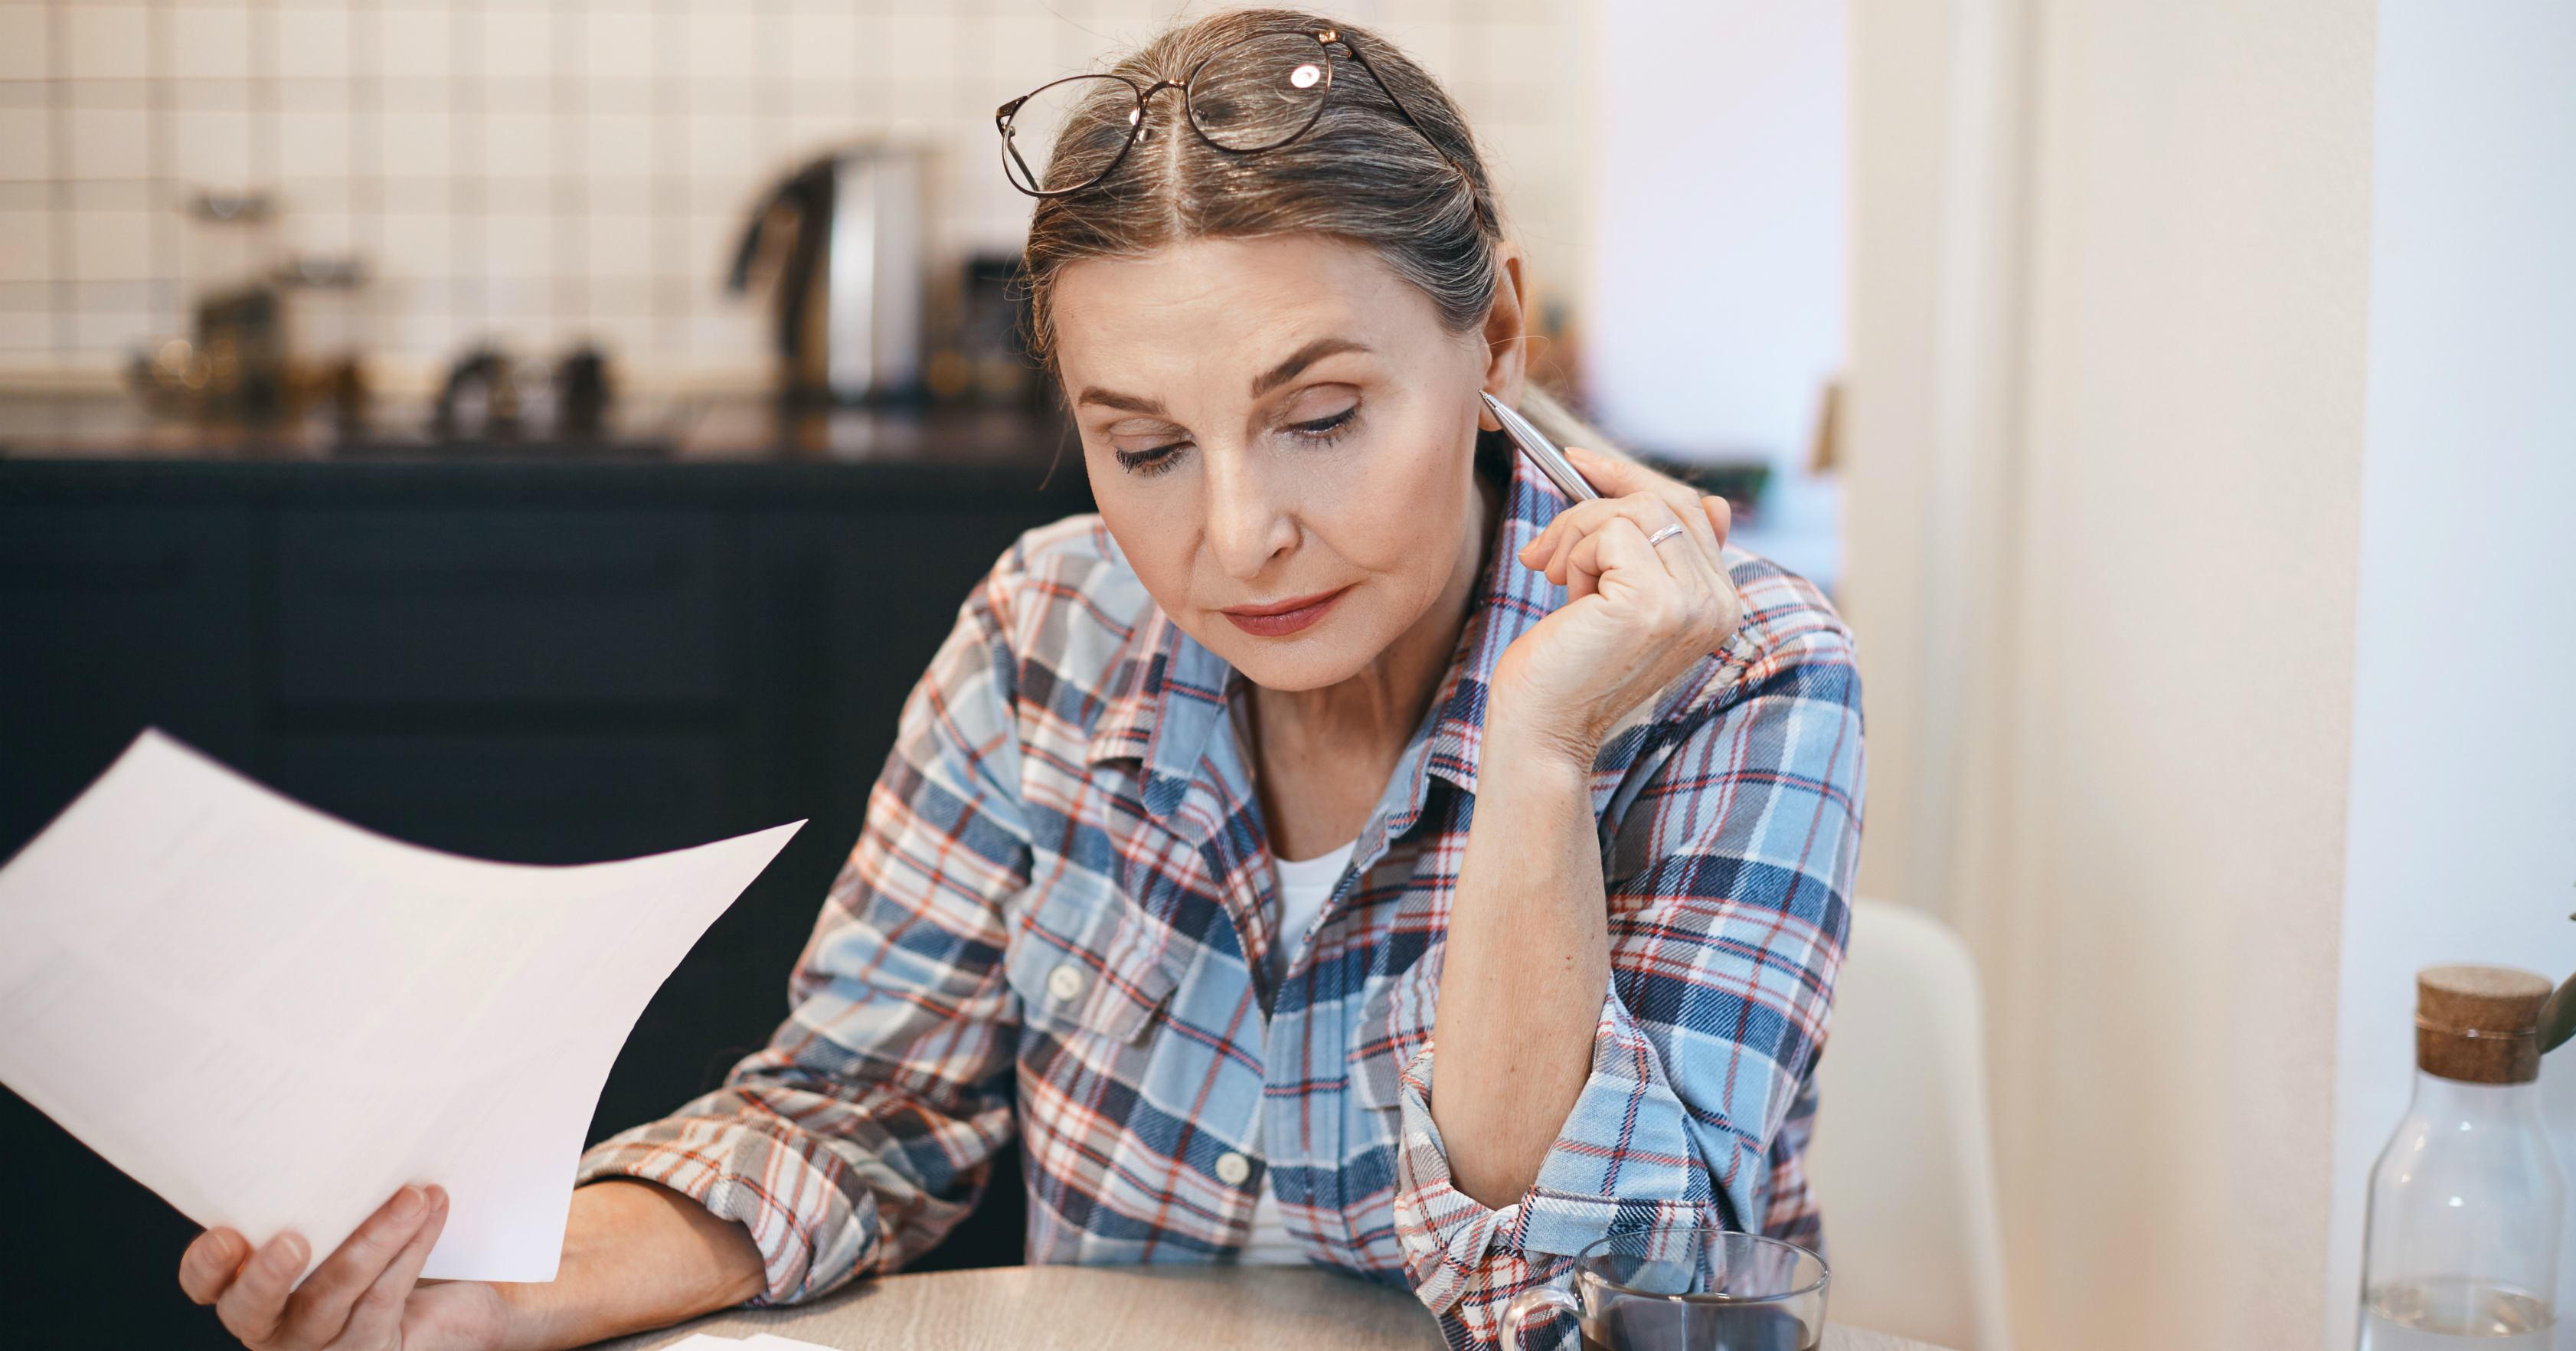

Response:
(1000, 74), (1143, 196)
(1185, 33), (1334, 152)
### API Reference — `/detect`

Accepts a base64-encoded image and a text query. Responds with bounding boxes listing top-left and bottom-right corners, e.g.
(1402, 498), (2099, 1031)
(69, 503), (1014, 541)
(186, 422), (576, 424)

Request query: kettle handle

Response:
(727, 155), (839, 295)
(726, 185), (780, 295)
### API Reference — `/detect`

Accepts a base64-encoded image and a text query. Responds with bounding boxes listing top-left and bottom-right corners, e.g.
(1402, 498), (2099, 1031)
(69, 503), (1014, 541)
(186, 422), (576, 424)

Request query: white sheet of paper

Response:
(0, 730), (800, 1282)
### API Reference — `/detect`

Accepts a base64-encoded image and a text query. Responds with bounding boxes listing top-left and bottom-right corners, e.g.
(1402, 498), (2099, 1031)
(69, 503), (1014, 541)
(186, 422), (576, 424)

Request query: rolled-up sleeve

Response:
(575, 561), (1035, 1306)
(1391, 988), (1724, 1316)
(1392, 565), (1862, 1343)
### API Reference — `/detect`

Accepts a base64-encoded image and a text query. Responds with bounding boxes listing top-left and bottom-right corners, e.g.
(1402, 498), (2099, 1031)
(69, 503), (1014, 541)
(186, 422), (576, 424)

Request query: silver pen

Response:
(1480, 391), (1600, 502)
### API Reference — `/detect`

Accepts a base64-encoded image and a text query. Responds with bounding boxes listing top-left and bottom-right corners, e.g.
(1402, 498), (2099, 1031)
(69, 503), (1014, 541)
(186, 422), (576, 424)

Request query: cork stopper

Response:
(2417, 964), (2549, 1084)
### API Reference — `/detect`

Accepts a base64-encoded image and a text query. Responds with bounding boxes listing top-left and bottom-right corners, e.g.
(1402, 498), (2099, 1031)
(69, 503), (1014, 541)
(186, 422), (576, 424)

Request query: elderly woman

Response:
(178, 11), (1861, 1349)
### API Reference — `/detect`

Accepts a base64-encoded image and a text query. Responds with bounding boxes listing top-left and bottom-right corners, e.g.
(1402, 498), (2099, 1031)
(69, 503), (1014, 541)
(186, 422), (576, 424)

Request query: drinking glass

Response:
(1503, 1227), (1829, 1351)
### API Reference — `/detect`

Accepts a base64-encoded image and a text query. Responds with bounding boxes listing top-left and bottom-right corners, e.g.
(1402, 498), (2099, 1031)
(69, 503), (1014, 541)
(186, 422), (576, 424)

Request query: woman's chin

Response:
(1200, 624), (1376, 693)
(1227, 646), (1368, 693)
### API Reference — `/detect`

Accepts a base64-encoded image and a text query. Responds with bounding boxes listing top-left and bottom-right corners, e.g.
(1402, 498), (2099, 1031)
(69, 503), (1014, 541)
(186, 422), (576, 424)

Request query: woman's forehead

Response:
(1052, 236), (1450, 387)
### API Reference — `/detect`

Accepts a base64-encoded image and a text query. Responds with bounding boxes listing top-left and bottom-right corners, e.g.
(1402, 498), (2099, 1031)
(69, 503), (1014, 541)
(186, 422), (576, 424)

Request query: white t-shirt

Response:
(1239, 839), (1356, 1265)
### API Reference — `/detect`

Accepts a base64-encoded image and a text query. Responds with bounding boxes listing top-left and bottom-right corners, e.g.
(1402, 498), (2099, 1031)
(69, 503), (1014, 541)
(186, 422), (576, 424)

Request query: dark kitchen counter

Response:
(0, 443), (1093, 509)
(0, 390), (1084, 483)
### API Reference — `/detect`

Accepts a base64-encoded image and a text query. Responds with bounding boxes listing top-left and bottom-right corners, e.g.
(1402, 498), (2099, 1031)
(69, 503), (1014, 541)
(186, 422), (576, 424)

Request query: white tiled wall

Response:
(0, 0), (1587, 384)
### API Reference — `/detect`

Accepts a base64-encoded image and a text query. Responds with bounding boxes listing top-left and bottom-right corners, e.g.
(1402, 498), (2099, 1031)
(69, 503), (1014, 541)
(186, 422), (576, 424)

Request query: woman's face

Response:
(1051, 234), (1522, 692)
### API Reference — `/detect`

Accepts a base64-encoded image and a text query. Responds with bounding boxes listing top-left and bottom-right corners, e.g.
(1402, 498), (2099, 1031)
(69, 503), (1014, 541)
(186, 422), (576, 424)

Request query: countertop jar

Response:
(2359, 964), (2563, 1349)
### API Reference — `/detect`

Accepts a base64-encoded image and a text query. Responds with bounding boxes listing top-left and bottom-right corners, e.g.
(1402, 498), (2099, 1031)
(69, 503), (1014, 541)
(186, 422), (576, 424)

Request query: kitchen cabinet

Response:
(0, 455), (1086, 1346)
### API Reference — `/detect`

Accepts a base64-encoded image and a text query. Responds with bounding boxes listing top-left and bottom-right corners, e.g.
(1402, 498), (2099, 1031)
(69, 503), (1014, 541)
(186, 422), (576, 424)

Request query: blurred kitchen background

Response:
(0, 0), (1844, 587)
(0, 0), (1588, 383)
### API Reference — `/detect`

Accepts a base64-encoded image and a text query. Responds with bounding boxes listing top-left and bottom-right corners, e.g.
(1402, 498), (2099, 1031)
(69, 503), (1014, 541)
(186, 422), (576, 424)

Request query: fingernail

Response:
(262, 1236), (305, 1275)
(392, 1186), (423, 1220)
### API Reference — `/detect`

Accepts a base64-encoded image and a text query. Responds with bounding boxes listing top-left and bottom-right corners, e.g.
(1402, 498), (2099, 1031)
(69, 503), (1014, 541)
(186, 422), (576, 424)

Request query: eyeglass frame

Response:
(994, 27), (1463, 199)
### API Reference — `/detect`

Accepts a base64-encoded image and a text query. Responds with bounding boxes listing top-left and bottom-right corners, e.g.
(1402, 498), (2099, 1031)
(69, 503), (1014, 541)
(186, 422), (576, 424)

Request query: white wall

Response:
(1845, 2), (2376, 1346)
(2326, 4), (2576, 1346)
(1582, 0), (1846, 586)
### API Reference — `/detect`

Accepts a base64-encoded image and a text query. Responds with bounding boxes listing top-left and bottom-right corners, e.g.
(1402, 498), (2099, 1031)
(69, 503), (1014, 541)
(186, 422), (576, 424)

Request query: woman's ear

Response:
(1479, 245), (1531, 426)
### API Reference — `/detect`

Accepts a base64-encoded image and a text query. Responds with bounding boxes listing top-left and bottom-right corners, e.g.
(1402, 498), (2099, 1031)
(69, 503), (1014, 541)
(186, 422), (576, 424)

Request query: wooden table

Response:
(587, 1265), (1955, 1351)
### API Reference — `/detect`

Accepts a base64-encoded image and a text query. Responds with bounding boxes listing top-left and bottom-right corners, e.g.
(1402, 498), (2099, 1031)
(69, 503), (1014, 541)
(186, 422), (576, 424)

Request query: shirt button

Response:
(1046, 964), (1086, 1002)
(1214, 1151), (1253, 1186)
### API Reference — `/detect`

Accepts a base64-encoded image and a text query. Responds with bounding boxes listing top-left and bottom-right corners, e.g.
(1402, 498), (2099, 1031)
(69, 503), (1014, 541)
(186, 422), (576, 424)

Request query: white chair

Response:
(1803, 898), (2013, 1351)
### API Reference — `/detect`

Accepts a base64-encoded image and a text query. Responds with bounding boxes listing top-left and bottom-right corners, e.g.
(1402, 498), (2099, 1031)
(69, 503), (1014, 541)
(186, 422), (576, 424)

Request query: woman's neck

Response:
(1244, 471), (1502, 860)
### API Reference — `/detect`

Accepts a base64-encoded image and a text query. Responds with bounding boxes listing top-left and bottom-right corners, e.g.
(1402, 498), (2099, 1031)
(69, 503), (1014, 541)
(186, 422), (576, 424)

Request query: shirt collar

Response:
(1087, 604), (1238, 821)
(1087, 446), (1573, 825)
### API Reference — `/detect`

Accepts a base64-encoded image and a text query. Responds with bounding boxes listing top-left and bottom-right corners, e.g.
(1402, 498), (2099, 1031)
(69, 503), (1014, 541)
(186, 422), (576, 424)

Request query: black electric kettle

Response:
(727, 144), (925, 404)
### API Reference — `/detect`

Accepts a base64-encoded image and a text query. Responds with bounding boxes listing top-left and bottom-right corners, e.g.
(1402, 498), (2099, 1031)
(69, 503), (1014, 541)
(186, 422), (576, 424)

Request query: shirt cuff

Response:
(575, 1089), (878, 1307)
(1391, 988), (1721, 1318)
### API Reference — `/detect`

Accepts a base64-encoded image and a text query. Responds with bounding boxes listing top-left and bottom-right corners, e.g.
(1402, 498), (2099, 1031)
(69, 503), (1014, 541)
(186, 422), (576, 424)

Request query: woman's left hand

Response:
(1493, 447), (1742, 763)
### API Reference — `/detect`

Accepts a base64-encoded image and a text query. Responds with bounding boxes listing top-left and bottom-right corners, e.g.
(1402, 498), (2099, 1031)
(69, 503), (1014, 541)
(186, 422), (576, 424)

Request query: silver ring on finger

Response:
(1644, 523), (1687, 550)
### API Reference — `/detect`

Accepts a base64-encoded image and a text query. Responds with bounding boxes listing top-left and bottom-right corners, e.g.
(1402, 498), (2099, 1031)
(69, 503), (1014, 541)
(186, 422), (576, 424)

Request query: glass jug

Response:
(2358, 964), (2563, 1349)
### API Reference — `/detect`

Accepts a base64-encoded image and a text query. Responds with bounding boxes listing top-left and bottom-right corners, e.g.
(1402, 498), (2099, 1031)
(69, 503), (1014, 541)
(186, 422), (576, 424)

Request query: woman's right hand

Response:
(178, 1186), (509, 1351)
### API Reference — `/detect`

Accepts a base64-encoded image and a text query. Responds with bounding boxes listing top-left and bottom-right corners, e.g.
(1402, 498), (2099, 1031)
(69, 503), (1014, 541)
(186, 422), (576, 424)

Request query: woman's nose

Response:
(1199, 451), (1296, 580)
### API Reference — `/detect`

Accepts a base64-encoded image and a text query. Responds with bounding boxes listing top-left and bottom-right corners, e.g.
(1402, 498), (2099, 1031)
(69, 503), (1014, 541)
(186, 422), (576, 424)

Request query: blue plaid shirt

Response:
(579, 453), (1865, 1346)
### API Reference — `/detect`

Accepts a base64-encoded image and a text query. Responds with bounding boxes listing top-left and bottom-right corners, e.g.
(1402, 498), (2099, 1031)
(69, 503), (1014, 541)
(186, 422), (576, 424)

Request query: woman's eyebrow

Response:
(1075, 388), (1165, 415)
(1250, 338), (1371, 398)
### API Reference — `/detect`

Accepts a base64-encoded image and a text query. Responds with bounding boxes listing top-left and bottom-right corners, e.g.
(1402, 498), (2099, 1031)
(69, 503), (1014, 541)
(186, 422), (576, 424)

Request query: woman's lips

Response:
(1220, 587), (1351, 638)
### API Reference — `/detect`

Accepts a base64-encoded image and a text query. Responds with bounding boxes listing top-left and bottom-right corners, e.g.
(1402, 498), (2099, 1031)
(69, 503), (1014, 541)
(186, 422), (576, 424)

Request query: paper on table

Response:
(0, 730), (800, 1283)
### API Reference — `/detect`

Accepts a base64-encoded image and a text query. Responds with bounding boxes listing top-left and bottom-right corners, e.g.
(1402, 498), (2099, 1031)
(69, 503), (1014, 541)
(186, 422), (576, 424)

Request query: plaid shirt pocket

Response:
(1005, 882), (1182, 1048)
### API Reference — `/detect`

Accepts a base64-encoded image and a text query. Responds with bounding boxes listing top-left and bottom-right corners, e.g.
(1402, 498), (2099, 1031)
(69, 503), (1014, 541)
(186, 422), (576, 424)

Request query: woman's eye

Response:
(1286, 404), (1358, 440)
(1113, 441), (1190, 476)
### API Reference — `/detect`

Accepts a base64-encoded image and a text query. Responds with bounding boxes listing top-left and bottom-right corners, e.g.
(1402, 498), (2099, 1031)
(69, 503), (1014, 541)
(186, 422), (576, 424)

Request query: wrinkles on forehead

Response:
(1053, 236), (1446, 420)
